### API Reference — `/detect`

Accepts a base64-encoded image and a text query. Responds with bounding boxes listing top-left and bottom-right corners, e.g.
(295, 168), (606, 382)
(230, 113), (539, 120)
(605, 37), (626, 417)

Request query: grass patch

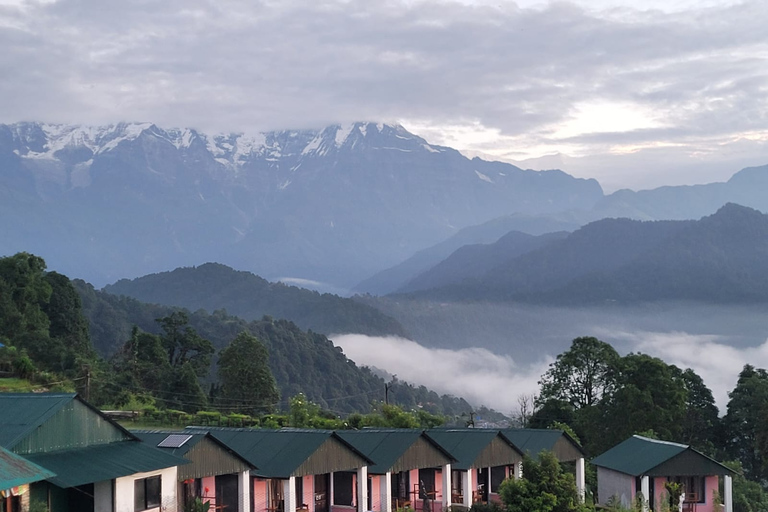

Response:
(0, 378), (35, 392)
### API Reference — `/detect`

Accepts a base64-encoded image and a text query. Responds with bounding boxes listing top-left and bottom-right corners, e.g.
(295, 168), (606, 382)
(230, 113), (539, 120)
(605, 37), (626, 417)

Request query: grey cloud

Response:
(0, 0), (766, 183)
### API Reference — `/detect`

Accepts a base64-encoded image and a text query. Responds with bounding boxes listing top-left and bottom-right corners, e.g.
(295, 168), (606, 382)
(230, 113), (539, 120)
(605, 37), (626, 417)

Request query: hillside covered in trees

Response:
(104, 263), (407, 337)
(0, 251), (474, 418)
(400, 203), (768, 304)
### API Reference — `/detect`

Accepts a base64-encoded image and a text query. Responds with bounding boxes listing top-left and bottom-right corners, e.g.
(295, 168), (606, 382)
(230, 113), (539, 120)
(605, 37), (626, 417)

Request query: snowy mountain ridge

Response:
(0, 119), (603, 289)
(6, 121), (442, 171)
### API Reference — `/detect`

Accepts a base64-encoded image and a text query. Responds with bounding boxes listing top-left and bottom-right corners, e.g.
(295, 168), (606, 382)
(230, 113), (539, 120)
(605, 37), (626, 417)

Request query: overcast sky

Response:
(1, 0), (767, 190)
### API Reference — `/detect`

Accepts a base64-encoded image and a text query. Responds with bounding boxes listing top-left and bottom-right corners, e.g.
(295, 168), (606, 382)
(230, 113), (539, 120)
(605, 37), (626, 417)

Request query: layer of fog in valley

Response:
(333, 301), (768, 414)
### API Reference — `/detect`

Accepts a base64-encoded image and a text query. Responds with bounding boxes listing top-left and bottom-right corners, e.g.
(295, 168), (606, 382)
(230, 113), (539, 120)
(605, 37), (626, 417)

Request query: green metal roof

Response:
(188, 428), (372, 479)
(337, 429), (455, 474)
(132, 430), (255, 471)
(0, 394), (78, 449)
(425, 429), (521, 471)
(0, 393), (137, 451)
(24, 441), (188, 488)
(591, 435), (736, 477)
(500, 428), (585, 461)
(0, 446), (55, 489)
(131, 431), (206, 458)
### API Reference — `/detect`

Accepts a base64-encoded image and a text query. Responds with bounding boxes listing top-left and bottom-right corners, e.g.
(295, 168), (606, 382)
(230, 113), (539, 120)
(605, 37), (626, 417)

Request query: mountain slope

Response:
(0, 121), (604, 289)
(406, 204), (768, 304)
(397, 230), (569, 294)
(103, 263), (407, 337)
(75, 280), (473, 415)
(353, 213), (581, 295)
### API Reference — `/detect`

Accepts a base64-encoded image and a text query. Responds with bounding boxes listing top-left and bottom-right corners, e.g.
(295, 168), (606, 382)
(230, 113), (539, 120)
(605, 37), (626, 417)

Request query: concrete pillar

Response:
(441, 464), (451, 510)
(461, 470), (472, 508)
(487, 467), (491, 495)
(640, 476), (649, 512)
(381, 472), (392, 512)
(575, 458), (585, 503)
(724, 475), (733, 512)
(284, 477), (297, 512)
(330, 473), (335, 508)
(357, 467), (368, 512)
(239, 471), (251, 512)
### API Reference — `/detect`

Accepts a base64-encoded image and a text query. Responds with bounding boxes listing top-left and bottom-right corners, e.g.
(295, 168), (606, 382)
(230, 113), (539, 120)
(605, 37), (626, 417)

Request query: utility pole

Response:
(83, 365), (91, 402)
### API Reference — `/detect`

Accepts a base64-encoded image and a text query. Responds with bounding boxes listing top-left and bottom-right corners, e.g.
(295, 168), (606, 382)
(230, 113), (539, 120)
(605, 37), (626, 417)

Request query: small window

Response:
(135, 476), (162, 511)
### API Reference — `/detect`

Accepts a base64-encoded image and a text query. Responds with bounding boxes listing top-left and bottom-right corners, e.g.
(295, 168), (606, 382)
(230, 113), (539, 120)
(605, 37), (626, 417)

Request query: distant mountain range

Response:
(354, 165), (768, 294)
(104, 263), (407, 337)
(397, 203), (768, 304)
(0, 121), (602, 288)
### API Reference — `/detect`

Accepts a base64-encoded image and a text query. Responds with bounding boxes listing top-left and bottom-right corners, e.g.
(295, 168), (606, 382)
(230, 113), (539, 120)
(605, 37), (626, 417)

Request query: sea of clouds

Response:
(332, 330), (768, 415)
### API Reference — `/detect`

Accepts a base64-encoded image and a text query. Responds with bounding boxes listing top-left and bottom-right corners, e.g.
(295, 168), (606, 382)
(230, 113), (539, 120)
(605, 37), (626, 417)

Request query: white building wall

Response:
(94, 480), (114, 512)
(596, 467), (633, 508)
(114, 466), (178, 512)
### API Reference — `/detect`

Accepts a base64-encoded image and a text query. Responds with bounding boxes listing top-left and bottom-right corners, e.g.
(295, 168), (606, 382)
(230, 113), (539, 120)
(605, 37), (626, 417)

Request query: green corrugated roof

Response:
(0, 394), (77, 449)
(0, 393), (138, 450)
(188, 428), (371, 479)
(132, 430), (255, 470)
(591, 436), (686, 476)
(24, 441), (188, 488)
(0, 446), (55, 489)
(591, 435), (735, 477)
(131, 431), (205, 457)
(426, 429), (518, 471)
(500, 428), (584, 460)
(338, 429), (454, 474)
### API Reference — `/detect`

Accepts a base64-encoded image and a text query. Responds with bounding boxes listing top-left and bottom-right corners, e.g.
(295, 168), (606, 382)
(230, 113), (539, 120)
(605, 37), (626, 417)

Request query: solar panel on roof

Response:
(157, 434), (193, 448)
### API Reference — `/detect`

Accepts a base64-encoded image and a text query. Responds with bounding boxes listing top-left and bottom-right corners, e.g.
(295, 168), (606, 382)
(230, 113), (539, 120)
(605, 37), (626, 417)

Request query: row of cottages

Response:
(160, 426), (586, 512)
(592, 435), (735, 512)
(0, 393), (185, 512)
(0, 391), (596, 512)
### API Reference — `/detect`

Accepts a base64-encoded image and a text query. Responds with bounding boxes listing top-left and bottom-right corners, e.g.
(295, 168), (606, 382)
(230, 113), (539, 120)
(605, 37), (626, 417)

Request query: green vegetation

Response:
(531, 336), (768, 512)
(103, 263), (408, 337)
(75, 277), (474, 416)
(498, 452), (590, 512)
(0, 252), (473, 423)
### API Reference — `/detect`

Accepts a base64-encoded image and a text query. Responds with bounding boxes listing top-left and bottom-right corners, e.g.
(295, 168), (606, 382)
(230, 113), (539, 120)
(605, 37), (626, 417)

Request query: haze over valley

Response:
(3, 0), (768, 426)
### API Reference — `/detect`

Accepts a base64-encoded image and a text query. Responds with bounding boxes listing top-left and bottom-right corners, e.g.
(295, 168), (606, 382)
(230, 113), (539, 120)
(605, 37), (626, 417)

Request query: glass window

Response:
(333, 472), (354, 507)
(135, 476), (162, 511)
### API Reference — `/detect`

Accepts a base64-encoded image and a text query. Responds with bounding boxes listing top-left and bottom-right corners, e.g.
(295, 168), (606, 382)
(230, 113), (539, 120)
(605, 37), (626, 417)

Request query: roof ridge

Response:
(633, 435), (688, 448)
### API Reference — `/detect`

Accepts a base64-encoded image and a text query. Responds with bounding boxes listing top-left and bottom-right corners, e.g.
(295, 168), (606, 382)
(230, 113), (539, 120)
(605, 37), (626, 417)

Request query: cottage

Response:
(0, 393), (185, 512)
(425, 429), (524, 508)
(0, 446), (55, 512)
(188, 428), (372, 512)
(591, 435), (735, 512)
(133, 431), (255, 512)
(500, 428), (586, 501)
(336, 429), (455, 512)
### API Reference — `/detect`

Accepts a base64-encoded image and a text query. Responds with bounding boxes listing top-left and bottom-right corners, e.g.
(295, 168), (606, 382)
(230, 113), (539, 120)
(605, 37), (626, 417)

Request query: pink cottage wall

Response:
(253, 479), (269, 512)
(641, 476), (721, 512)
(202, 476), (217, 509)
(370, 475), (382, 511)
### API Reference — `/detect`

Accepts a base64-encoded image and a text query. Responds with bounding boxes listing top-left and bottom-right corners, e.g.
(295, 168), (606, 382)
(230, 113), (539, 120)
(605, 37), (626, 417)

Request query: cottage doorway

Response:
(314, 474), (330, 512)
(216, 474), (239, 512)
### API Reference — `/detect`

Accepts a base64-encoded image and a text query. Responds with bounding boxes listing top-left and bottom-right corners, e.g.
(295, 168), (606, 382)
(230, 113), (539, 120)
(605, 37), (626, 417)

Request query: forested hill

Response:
(103, 263), (407, 337)
(75, 280), (472, 416)
(404, 203), (768, 304)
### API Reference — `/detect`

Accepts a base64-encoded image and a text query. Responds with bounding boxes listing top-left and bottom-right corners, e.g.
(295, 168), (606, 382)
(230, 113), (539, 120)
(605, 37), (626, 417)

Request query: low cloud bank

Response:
(333, 330), (768, 415)
(331, 334), (552, 414)
(603, 329), (768, 412)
